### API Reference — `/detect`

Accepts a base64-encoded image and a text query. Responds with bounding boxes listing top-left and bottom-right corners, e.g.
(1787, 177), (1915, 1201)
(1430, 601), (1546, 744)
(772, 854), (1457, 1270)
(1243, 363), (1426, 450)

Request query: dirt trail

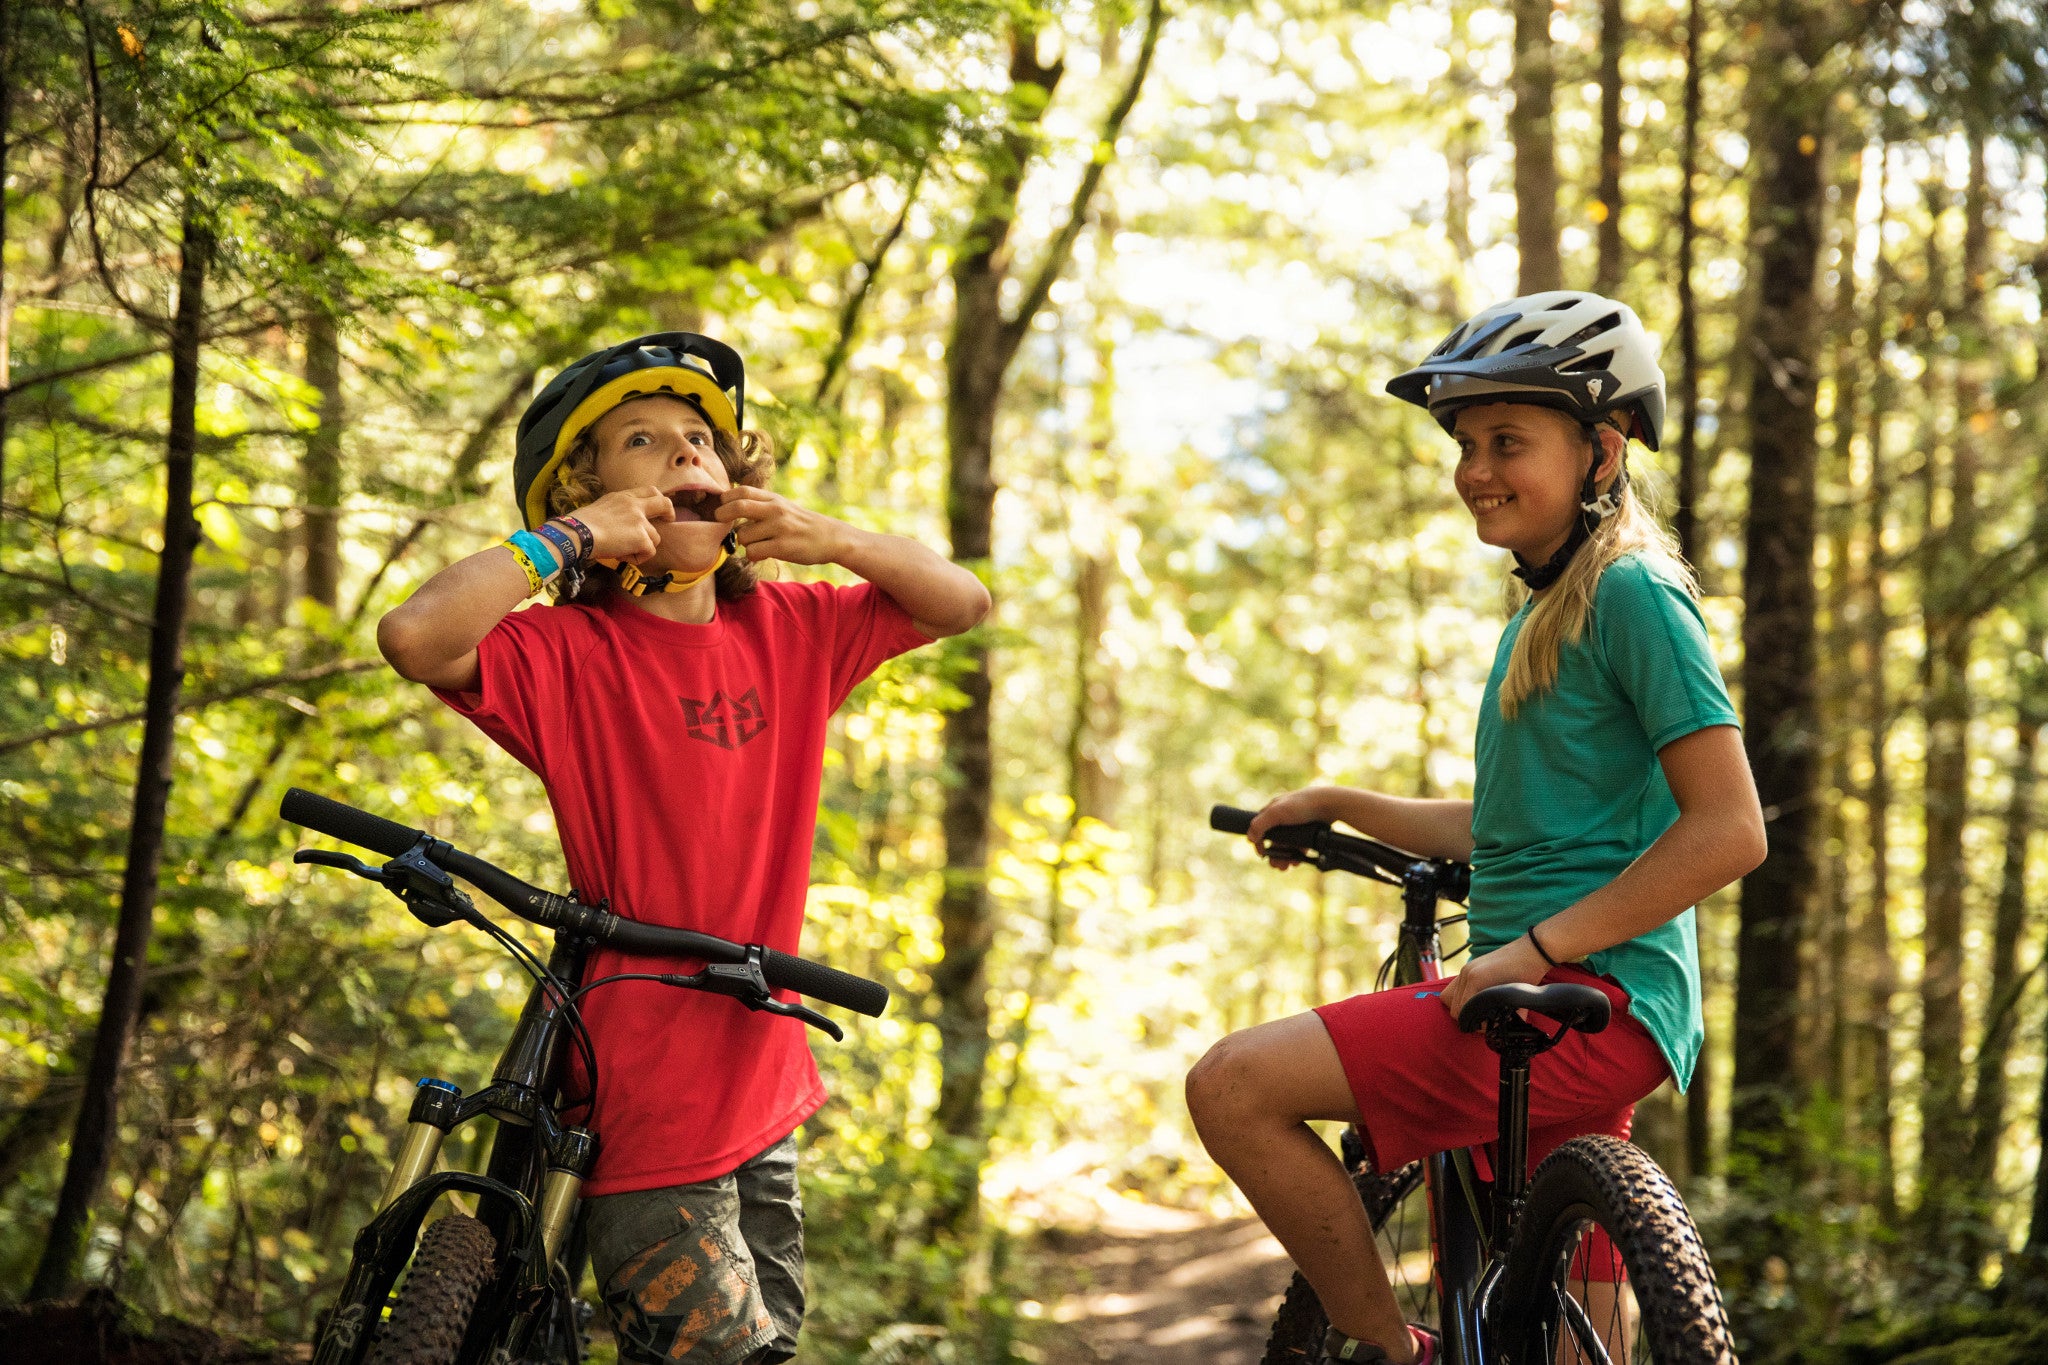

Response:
(1037, 1212), (1295, 1364)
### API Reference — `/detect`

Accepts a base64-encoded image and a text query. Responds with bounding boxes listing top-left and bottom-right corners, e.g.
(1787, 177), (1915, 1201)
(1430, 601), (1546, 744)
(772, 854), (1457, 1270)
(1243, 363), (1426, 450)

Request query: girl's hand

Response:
(1245, 788), (1334, 869)
(1438, 933), (1551, 1025)
(715, 489), (851, 566)
(573, 487), (674, 565)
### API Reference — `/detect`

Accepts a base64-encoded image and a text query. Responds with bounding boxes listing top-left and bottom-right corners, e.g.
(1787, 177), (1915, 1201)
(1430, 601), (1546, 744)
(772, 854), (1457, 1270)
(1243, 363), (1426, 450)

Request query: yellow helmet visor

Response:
(522, 364), (741, 529)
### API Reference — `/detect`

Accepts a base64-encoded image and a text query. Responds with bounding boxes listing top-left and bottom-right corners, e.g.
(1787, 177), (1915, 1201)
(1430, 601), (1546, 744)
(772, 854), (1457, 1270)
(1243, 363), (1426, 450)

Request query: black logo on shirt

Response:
(681, 689), (768, 750)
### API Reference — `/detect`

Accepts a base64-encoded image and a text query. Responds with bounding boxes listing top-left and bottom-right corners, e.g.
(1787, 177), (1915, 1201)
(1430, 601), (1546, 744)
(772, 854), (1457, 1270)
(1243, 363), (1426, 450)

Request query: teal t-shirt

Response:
(1469, 553), (1739, 1091)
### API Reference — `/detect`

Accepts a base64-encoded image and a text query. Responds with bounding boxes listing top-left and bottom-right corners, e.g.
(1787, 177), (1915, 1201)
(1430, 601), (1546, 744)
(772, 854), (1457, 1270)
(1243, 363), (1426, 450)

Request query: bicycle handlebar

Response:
(1209, 804), (1471, 901)
(281, 788), (889, 1018)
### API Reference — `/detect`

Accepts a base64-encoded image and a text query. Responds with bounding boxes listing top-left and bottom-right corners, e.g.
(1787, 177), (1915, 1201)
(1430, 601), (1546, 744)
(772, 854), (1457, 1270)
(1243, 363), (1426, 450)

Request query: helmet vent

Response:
(1558, 353), (1609, 374)
(1503, 328), (1547, 351)
(1562, 314), (1622, 347)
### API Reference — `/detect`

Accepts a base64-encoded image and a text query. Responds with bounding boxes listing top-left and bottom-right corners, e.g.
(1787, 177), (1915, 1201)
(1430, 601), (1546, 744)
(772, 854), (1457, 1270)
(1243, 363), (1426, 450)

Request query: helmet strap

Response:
(611, 530), (740, 597)
(1510, 429), (1627, 592)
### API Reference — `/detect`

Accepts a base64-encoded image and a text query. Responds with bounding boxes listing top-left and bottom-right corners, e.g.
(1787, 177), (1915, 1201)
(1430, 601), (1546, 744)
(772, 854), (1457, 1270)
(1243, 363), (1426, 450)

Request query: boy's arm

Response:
(377, 549), (533, 692)
(379, 487), (676, 689)
(716, 490), (992, 637)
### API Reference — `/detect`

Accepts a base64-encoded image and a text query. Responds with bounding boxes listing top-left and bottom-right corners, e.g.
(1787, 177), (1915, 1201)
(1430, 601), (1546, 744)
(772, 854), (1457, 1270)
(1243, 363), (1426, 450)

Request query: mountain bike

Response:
(283, 788), (889, 1365)
(1208, 806), (1737, 1365)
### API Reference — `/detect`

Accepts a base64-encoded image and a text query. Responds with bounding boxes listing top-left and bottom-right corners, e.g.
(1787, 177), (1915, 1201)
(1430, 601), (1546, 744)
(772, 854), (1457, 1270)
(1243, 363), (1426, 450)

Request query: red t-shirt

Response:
(435, 580), (929, 1194)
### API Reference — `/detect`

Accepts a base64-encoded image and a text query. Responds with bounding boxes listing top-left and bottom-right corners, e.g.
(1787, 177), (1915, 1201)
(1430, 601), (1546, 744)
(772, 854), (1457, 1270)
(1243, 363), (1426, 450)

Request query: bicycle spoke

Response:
(1555, 1278), (1612, 1365)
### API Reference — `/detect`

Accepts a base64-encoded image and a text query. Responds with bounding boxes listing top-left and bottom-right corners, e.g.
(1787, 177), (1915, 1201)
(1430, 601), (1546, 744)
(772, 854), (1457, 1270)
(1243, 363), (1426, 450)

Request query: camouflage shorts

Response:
(584, 1135), (804, 1365)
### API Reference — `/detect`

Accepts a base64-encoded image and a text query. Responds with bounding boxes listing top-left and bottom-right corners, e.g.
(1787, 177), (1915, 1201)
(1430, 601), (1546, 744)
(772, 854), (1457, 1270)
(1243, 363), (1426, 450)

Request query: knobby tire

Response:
(1260, 1163), (1428, 1365)
(365, 1214), (498, 1365)
(1498, 1135), (1736, 1365)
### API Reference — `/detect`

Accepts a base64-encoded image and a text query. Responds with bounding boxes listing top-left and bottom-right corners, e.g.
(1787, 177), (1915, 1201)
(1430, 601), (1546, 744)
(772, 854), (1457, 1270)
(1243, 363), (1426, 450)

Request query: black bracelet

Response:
(552, 514), (596, 564)
(536, 520), (583, 568)
(1526, 925), (1561, 969)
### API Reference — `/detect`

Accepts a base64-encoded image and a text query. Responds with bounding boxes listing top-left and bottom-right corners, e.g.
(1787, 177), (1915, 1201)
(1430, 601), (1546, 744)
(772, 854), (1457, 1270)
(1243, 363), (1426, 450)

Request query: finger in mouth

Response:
(668, 489), (721, 523)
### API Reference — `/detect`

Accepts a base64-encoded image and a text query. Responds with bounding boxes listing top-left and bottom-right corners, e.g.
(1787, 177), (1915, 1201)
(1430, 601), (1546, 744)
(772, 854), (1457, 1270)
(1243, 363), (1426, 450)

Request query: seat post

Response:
(1482, 1020), (1548, 1251)
(1493, 1051), (1532, 1250)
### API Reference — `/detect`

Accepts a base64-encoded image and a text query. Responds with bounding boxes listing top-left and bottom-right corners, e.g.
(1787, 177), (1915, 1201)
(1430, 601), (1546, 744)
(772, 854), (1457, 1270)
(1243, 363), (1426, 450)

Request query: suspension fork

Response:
(481, 934), (591, 1251)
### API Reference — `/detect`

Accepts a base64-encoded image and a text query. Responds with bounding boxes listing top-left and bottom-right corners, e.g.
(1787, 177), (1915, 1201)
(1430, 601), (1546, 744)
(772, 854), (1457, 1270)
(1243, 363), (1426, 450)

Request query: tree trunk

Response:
(1959, 141), (2020, 1214)
(1856, 139), (1899, 1218)
(301, 308), (345, 610)
(1917, 131), (1988, 1229)
(1730, 1), (1831, 1149)
(1676, 0), (1711, 1182)
(1672, 0), (1704, 567)
(1593, 0), (1624, 295)
(934, 3), (1163, 1223)
(0, 0), (13, 526)
(31, 210), (211, 1301)
(1510, 0), (1561, 295)
(1967, 708), (2040, 1191)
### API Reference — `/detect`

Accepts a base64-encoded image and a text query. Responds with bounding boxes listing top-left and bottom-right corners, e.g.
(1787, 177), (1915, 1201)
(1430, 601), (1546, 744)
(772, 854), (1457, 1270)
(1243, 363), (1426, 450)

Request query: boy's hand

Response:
(715, 489), (851, 566)
(573, 487), (675, 565)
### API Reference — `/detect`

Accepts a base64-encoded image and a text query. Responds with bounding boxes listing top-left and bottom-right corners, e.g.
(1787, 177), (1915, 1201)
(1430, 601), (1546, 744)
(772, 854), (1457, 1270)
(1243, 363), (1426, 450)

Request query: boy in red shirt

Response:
(378, 333), (989, 1364)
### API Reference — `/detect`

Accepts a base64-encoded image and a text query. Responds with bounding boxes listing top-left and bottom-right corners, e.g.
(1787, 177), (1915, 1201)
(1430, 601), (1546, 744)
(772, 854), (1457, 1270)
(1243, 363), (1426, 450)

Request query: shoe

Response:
(1321, 1324), (1438, 1365)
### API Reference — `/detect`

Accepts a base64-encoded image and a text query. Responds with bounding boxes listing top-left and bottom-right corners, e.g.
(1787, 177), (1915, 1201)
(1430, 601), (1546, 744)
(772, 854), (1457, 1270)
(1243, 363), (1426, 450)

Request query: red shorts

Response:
(1314, 964), (1670, 1281)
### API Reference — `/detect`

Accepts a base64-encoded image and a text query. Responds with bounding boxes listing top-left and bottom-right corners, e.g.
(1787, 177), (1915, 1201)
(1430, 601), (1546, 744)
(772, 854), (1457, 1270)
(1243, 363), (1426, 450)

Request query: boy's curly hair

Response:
(544, 394), (776, 604)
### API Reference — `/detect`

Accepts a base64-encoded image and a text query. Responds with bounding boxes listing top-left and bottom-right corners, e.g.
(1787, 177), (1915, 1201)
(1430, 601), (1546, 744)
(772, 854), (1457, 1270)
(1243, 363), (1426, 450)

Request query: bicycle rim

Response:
(1496, 1137), (1736, 1365)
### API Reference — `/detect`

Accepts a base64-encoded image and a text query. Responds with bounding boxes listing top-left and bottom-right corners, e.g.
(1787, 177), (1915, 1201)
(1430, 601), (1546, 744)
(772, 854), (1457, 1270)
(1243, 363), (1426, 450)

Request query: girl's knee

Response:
(1186, 1031), (1275, 1134)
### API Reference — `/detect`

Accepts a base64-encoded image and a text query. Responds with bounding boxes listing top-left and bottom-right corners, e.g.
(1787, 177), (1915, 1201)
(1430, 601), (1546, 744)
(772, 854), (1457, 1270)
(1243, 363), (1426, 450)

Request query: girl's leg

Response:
(1186, 1012), (1416, 1363)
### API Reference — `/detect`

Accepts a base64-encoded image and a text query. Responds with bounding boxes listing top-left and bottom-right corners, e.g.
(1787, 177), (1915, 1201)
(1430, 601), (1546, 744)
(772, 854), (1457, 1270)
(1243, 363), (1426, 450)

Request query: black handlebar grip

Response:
(281, 788), (424, 859)
(1209, 805), (1256, 835)
(762, 948), (889, 1018)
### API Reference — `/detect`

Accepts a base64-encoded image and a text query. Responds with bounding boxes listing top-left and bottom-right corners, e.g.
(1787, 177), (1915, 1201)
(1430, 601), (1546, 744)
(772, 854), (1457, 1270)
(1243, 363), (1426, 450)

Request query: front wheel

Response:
(1261, 1161), (1431, 1364)
(1496, 1135), (1736, 1365)
(366, 1214), (498, 1365)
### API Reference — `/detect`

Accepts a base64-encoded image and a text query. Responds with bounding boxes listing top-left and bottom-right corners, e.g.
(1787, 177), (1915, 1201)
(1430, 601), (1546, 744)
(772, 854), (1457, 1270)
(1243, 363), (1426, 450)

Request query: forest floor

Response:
(1030, 1198), (1292, 1365)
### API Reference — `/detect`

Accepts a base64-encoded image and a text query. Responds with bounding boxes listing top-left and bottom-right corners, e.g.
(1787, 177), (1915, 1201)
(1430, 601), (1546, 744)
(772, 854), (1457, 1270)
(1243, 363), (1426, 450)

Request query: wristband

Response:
(536, 520), (582, 568)
(502, 540), (546, 597)
(507, 528), (562, 581)
(552, 515), (596, 564)
(1526, 925), (1561, 969)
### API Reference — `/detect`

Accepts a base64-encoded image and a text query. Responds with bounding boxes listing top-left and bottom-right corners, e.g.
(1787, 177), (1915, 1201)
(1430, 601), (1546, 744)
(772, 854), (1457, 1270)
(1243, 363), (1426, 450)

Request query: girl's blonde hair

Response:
(545, 395), (777, 604)
(1497, 423), (1697, 719)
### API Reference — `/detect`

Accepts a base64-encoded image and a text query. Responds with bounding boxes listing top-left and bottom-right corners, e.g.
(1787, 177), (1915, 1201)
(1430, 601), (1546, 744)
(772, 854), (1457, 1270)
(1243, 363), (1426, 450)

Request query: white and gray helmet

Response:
(1387, 291), (1667, 451)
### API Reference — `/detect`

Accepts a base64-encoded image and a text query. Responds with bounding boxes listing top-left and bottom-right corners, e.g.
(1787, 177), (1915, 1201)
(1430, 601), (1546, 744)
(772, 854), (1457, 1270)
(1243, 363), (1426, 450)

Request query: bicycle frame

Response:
(316, 934), (596, 1365)
(1211, 807), (1588, 1365)
(1387, 860), (1493, 1364)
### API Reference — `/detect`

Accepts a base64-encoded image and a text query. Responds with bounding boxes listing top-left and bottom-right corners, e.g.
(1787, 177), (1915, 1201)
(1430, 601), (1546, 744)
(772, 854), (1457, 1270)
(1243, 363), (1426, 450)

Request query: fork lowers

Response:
(381, 1079), (461, 1210)
(538, 1128), (597, 1270)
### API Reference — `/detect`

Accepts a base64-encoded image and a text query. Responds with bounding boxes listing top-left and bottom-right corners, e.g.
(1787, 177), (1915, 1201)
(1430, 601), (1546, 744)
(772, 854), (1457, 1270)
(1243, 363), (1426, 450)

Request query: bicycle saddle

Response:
(1456, 981), (1611, 1036)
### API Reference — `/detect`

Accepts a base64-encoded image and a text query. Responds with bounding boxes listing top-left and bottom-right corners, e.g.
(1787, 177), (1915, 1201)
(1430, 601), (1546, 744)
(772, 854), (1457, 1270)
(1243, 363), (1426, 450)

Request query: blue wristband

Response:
(507, 528), (561, 581)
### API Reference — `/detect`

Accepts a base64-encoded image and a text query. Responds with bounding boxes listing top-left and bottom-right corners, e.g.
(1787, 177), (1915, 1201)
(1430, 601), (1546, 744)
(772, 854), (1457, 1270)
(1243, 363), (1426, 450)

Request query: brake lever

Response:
(657, 946), (847, 1041)
(295, 839), (476, 930)
(294, 849), (389, 882)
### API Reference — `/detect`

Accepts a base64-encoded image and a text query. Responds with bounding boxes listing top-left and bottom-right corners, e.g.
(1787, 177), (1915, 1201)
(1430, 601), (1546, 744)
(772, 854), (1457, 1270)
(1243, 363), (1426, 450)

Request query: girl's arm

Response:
(379, 488), (675, 691)
(716, 490), (991, 637)
(1439, 724), (1766, 1018)
(1246, 786), (1476, 862)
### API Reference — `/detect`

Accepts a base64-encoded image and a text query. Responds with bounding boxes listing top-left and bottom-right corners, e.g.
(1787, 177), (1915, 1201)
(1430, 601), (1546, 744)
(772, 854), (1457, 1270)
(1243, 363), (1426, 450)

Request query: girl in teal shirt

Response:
(1185, 292), (1767, 1365)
